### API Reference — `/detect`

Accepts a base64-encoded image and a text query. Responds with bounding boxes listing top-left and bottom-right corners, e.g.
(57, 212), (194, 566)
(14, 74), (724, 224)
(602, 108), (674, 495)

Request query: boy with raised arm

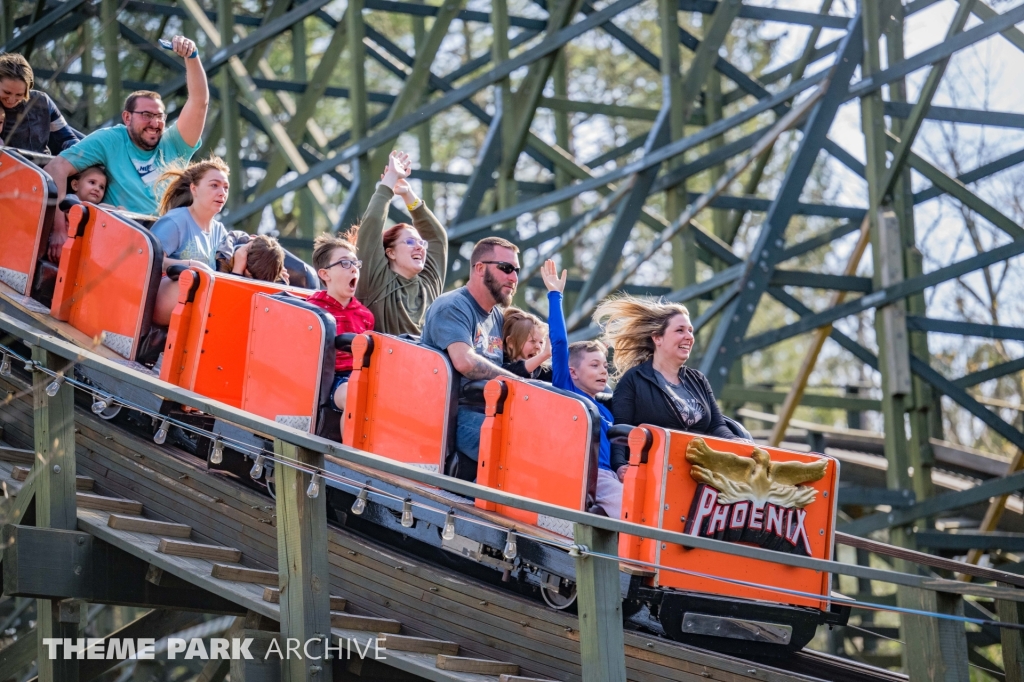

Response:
(540, 259), (620, 518)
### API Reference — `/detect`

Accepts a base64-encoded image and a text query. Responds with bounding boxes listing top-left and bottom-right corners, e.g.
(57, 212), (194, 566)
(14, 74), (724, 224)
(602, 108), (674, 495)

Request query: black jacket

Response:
(610, 360), (732, 470)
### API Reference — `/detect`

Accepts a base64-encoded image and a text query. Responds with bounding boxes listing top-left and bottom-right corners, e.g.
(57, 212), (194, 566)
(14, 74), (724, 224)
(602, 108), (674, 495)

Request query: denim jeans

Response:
(455, 406), (486, 462)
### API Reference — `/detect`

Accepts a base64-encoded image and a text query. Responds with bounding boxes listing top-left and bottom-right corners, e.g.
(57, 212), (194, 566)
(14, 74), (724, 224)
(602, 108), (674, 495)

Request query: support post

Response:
(292, 18), (315, 236)
(899, 588), (969, 682)
(492, 0), (514, 230)
(573, 523), (626, 682)
(219, 0), (242, 211)
(347, 0), (373, 216)
(32, 347), (78, 682)
(102, 0), (121, 121)
(998, 584), (1024, 682)
(659, 0), (692, 289)
(412, 1), (434, 210)
(274, 440), (332, 682)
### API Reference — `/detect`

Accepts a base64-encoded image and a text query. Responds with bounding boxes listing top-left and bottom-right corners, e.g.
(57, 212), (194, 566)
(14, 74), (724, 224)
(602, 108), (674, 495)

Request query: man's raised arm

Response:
(172, 35), (209, 147)
(446, 342), (517, 381)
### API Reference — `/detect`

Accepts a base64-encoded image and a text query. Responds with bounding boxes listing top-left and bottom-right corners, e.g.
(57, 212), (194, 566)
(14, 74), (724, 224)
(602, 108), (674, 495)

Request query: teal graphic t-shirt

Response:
(59, 123), (201, 214)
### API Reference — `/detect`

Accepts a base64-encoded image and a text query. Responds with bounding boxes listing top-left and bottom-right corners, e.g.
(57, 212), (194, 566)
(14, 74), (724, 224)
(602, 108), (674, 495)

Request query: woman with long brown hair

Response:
(150, 156), (231, 325)
(594, 295), (735, 480)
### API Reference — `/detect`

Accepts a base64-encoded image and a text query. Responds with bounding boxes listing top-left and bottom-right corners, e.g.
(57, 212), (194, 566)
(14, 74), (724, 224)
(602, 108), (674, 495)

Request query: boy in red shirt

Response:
(308, 233), (374, 426)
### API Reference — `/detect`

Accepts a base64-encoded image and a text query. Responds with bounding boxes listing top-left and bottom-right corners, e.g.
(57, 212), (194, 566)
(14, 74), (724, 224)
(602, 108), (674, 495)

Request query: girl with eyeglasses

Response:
(307, 232), (375, 424)
(354, 150), (448, 336)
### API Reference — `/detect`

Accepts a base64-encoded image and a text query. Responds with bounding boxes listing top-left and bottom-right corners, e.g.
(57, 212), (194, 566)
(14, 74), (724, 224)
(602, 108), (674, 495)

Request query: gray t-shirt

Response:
(655, 371), (709, 430)
(421, 287), (504, 395)
(151, 206), (228, 269)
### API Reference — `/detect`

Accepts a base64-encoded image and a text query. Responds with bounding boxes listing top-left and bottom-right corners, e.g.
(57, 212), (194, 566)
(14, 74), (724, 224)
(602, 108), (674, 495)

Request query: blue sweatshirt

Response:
(548, 291), (613, 471)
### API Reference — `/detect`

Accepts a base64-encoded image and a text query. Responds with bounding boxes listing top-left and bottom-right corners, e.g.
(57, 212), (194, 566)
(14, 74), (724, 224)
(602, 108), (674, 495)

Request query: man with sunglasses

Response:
(44, 34), (209, 260)
(421, 236), (522, 479)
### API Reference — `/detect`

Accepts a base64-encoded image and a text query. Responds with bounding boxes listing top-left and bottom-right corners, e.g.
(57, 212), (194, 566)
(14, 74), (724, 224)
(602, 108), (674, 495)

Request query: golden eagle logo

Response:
(685, 438), (827, 509)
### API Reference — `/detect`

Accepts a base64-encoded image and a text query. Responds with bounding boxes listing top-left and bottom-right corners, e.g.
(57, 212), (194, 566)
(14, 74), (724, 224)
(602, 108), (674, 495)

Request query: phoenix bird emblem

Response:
(685, 438), (827, 508)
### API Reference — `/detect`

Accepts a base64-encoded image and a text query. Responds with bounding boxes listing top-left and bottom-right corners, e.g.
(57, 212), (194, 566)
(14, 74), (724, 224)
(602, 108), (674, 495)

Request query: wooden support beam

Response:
(11, 465), (93, 490)
(378, 634), (458, 655)
(274, 439), (332, 682)
(158, 538), (242, 562)
(178, 0), (339, 225)
(262, 587), (345, 611)
(347, 0), (373, 215)
(999, 584), (1024, 682)
(2, 525), (247, 614)
(898, 587), (969, 682)
(107, 513), (192, 538)
(573, 523), (626, 682)
(253, 14), (347, 207)
(102, 0), (120, 120)
(330, 612), (401, 633)
(32, 347), (77, 531)
(0, 628), (38, 677)
(38, 599), (80, 682)
(435, 655), (518, 675)
(211, 564), (278, 586)
(75, 492), (142, 515)
(30, 346), (79, 682)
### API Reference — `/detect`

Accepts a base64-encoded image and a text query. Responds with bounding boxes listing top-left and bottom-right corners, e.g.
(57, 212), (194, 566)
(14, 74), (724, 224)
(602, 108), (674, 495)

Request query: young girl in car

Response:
(308, 233), (374, 426)
(501, 308), (552, 381)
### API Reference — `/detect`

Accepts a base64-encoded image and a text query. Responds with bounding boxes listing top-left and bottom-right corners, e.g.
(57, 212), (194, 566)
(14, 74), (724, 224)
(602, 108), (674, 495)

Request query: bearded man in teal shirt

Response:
(44, 34), (209, 261)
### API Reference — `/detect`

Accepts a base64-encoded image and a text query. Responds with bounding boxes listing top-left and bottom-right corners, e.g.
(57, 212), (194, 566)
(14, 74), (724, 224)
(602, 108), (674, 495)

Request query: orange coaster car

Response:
(620, 425), (847, 656)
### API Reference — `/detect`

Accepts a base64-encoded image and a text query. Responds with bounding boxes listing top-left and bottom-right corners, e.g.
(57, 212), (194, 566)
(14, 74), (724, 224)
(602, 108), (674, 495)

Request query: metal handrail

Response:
(1, 309), (1023, 603)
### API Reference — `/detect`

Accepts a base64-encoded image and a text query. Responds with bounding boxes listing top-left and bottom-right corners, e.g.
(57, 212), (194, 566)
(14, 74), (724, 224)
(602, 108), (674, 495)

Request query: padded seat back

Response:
(619, 426), (839, 610)
(242, 292), (336, 433)
(160, 270), (304, 407)
(343, 332), (455, 472)
(0, 149), (56, 296)
(475, 378), (598, 536)
(50, 204), (161, 360)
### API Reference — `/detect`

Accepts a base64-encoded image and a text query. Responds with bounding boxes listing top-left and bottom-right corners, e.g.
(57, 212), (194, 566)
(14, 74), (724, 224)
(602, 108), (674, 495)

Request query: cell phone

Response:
(158, 38), (198, 59)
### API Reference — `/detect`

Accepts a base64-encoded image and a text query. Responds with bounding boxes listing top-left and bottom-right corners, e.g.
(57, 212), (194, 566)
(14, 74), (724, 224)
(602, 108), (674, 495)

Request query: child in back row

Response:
(540, 259), (620, 518)
(308, 232), (374, 431)
(502, 308), (552, 381)
(68, 165), (107, 205)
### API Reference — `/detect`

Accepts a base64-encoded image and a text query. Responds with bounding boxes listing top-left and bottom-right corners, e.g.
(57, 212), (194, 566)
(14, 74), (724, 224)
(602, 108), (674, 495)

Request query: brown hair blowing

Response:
(156, 156), (231, 216)
(502, 307), (546, 363)
(246, 235), (285, 282)
(592, 295), (689, 378)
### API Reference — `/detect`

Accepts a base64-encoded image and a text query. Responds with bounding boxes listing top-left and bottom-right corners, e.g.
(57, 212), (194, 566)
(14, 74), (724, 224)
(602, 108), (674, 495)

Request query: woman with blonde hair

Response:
(593, 295), (735, 481)
(151, 156), (231, 325)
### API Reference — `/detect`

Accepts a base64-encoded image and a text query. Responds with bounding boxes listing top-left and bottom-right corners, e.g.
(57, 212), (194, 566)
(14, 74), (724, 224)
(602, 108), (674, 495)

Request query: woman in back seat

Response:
(594, 296), (735, 479)
(355, 150), (447, 336)
(150, 157), (230, 326)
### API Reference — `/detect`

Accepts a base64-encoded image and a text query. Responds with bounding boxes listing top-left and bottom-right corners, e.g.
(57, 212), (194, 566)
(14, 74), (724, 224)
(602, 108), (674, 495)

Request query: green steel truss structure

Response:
(6, 2), (1024, 670)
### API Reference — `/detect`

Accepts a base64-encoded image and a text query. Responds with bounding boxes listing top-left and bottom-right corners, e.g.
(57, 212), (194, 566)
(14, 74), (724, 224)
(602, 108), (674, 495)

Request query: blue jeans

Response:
(455, 406), (486, 462)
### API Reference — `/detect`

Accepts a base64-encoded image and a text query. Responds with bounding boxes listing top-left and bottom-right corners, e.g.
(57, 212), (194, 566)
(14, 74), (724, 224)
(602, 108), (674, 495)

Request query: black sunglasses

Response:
(479, 260), (520, 275)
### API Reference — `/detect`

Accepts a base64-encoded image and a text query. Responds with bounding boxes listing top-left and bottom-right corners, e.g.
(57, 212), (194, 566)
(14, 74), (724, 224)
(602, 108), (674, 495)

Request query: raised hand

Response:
(540, 259), (567, 294)
(170, 35), (198, 59)
(381, 150), (412, 189)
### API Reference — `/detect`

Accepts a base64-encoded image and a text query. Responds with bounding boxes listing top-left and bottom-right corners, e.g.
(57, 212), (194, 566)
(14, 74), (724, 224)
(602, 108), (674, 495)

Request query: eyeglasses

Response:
(129, 110), (166, 123)
(479, 260), (520, 275)
(326, 258), (362, 271)
(402, 237), (428, 249)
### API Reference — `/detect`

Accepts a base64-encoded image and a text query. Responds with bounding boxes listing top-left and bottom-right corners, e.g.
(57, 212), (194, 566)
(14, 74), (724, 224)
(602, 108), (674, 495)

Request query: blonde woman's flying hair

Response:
(592, 295), (689, 378)
(156, 156), (231, 216)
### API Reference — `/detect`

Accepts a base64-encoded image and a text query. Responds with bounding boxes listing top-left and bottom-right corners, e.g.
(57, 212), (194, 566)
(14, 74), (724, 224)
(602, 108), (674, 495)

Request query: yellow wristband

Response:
(406, 198), (422, 212)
